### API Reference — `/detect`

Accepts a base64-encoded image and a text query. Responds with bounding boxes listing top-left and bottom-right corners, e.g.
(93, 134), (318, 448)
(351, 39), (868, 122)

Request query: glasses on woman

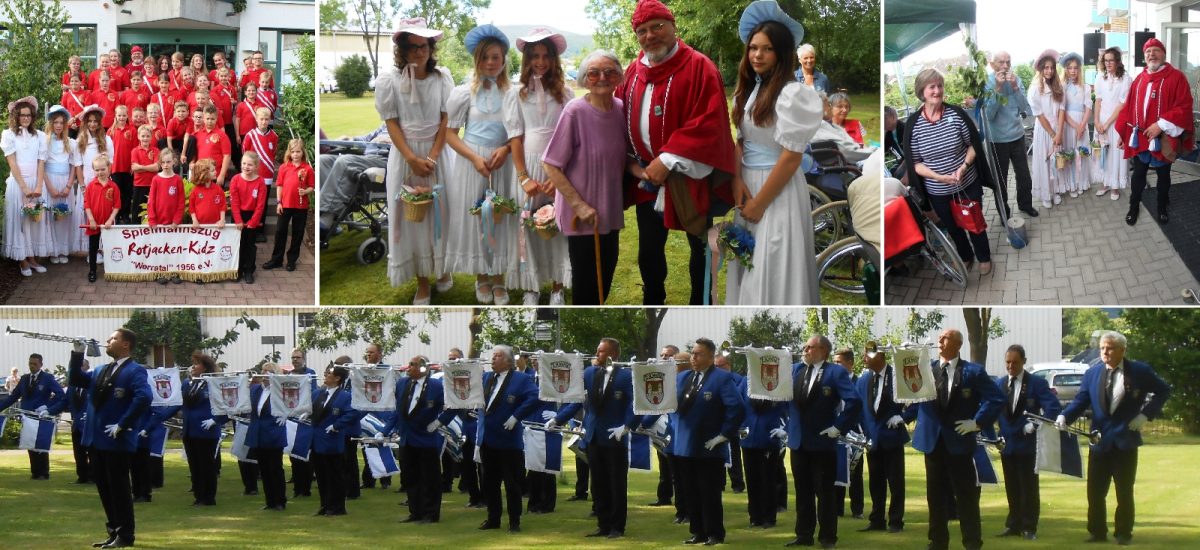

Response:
(586, 68), (621, 81)
(405, 43), (430, 52)
(18, 112), (32, 118)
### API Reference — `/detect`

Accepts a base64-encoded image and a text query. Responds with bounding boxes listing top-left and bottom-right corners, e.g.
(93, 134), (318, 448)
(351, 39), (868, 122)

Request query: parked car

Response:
(1028, 362), (1089, 411)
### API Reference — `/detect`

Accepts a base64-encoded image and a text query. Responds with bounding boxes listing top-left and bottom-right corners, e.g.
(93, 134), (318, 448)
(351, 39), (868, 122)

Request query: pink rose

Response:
(533, 204), (555, 225)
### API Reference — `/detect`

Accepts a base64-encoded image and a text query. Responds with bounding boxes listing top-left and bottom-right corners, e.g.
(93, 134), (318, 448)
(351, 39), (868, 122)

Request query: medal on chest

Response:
(654, 105), (663, 116)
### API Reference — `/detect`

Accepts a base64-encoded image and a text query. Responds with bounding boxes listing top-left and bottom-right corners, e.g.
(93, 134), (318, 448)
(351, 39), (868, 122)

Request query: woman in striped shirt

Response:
(903, 68), (994, 276)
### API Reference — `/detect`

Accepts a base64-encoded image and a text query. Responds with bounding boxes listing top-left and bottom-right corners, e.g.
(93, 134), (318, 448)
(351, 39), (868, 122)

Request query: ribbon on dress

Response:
(432, 183), (443, 241)
(480, 188), (497, 259)
(531, 75), (547, 116)
(519, 197), (532, 274)
(703, 225), (725, 306)
(399, 63), (420, 104)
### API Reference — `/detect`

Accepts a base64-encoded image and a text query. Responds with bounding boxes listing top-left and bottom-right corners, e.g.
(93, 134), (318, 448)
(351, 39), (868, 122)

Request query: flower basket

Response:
(470, 195), (518, 225)
(22, 203), (43, 222)
(523, 204), (558, 240)
(399, 184), (436, 222)
(1054, 151), (1074, 169)
(715, 221), (756, 270)
(51, 203), (71, 220)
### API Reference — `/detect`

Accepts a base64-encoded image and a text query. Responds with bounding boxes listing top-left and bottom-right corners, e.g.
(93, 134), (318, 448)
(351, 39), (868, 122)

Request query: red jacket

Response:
(83, 178), (121, 236)
(276, 162), (313, 209)
(147, 173), (185, 225)
(130, 145), (159, 187)
(235, 99), (262, 139)
(166, 117), (189, 143)
(229, 174), (268, 228)
(189, 183), (226, 224)
(107, 125), (137, 173)
(1116, 63), (1196, 162)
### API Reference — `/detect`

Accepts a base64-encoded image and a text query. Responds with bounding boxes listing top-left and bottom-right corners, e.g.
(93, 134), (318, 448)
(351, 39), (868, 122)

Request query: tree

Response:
(297, 308), (442, 357)
(123, 309), (262, 368)
(320, 0), (350, 32)
(473, 308), (656, 362)
(586, 0), (638, 63)
(828, 308), (875, 365)
(350, 0), (398, 80)
(1118, 309), (1200, 434)
(1062, 308), (1118, 358)
(279, 35), (316, 162)
(963, 308), (1008, 366)
(335, 54), (373, 98)
(727, 310), (807, 374)
(906, 308), (945, 343)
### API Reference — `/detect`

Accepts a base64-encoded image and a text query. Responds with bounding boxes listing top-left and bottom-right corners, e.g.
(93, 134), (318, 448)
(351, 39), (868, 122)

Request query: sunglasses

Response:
(586, 69), (621, 81)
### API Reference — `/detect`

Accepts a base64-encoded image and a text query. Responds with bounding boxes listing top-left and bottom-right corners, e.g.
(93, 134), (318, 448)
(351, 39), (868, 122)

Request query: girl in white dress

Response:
(377, 18), (456, 305)
(42, 106), (83, 264)
(1093, 46), (1132, 200)
(726, 10), (822, 305)
(74, 107), (114, 255)
(1027, 50), (1067, 209)
(1060, 52), (1093, 197)
(503, 29), (572, 306)
(3, 97), (50, 276)
(444, 25), (517, 305)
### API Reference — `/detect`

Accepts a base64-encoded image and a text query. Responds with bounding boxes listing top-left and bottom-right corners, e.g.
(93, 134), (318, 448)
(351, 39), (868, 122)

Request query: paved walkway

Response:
(886, 168), (1200, 305)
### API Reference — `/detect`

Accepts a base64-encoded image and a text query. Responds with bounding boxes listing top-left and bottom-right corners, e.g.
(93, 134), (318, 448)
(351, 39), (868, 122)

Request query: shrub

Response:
(335, 54), (372, 98)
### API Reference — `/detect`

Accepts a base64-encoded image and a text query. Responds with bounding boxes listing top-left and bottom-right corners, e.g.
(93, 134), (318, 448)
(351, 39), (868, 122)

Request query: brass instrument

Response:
(977, 434), (1007, 452)
(522, 420), (586, 437)
(1025, 412), (1102, 445)
(437, 425), (467, 462)
(838, 431), (870, 471)
(6, 325), (102, 356)
(634, 426), (672, 453)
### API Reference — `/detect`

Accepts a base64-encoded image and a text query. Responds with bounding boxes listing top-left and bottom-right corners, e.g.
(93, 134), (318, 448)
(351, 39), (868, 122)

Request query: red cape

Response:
(1116, 63), (1194, 161)
(616, 39), (735, 230)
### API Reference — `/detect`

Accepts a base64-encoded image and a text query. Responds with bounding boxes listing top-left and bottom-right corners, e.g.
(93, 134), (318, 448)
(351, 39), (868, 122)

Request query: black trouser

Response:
(991, 138), (1033, 213)
(743, 448), (779, 526)
(791, 448), (839, 545)
(654, 450), (673, 504)
(27, 449), (50, 478)
(113, 172), (133, 223)
(342, 438), (360, 498)
(405, 445), (442, 520)
(773, 449), (789, 510)
(460, 440), (481, 504)
(183, 437), (219, 504)
(72, 427), (90, 482)
(526, 470), (556, 512)
(130, 186), (150, 224)
(1000, 452), (1039, 533)
(150, 456), (164, 488)
(589, 444), (630, 533)
(130, 447), (152, 499)
(441, 450), (457, 492)
(670, 454), (687, 519)
(866, 446), (905, 529)
(834, 455), (863, 517)
(635, 201), (708, 305)
(313, 451), (347, 514)
(1088, 447), (1138, 541)
(566, 231), (619, 305)
(574, 454), (590, 498)
(225, 123), (241, 168)
(88, 234), (101, 274)
(928, 180), (991, 263)
(255, 447), (287, 508)
(291, 456), (313, 496)
(270, 207), (307, 266)
(480, 445), (525, 527)
(92, 449), (135, 542)
(679, 455), (726, 541)
(238, 210), (258, 276)
(1130, 156), (1172, 215)
(238, 459), (259, 494)
(727, 438), (745, 492)
(925, 440), (983, 550)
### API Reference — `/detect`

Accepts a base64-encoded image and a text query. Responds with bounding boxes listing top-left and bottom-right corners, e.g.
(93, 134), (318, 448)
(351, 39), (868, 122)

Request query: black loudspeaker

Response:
(1134, 31), (1156, 67)
(1084, 33), (1104, 65)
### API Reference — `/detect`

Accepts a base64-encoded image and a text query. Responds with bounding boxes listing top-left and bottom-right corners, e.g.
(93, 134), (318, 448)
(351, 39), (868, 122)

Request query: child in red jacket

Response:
(129, 125), (159, 224)
(229, 152), (268, 283)
(263, 139), (312, 271)
(147, 148), (185, 284)
(83, 156), (120, 283)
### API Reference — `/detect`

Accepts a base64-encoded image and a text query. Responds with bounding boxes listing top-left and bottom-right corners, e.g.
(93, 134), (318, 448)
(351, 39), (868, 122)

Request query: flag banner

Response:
(741, 347), (794, 401)
(972, 443), (998, 485)
(284, 419), (299, 456)
(629, 432), (652, 471)
(360, 414), (388, 437)
(632, 359), (678, 415)
(289, 421), (313, 462)
(537, 352), (587, 403)
(100, 225), (241, 282)
(891, 347), (936, 404)
(350, 366), (398, 412)
(231, 419), (256, 463)
(146, 367), (184, 407)
(207, 375), (251, 416)
(835, 442), (850, 487)
(18, 415), (56, 453)
(442, 360), (485, 409)
(363, 446), (401, 478)
(148, 427), (169, 458)
(523, 426), (563, 474)
(270, 374), (314, 418)
(0, 415), (6, 436)
(1035, 427), (1084, 478)
(442, 417), (466, 462)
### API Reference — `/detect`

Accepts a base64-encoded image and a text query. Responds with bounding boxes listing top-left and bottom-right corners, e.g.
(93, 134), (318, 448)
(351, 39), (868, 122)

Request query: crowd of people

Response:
(2, 47), (311, 284)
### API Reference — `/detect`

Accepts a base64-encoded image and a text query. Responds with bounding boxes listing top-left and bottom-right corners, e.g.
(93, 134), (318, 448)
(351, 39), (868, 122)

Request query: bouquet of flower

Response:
(51, 202), (71, 220)
(523, 204), (558, 239)
(1077, 145), (1092, 157)
(399, 184), (436, 222)
(470, 194), (519, 224)
(716, 221), (755, 270)
(1054, 149), (1075, 169)
(22, 202), (44, 222)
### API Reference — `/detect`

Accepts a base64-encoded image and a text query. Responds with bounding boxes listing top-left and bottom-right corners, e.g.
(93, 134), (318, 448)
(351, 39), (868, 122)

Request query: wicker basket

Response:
(534, 224), (557, 240)
(1055, 155), (1069, 169)
(403, 198), (432, 222)
(27, 211), (43, 223)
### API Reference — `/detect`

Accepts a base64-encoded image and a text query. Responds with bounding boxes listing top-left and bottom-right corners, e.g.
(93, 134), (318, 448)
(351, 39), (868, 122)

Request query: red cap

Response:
(631, 0), (675, 31)
(131, 46), (142, 54)
(1143, 37), (1165, 53)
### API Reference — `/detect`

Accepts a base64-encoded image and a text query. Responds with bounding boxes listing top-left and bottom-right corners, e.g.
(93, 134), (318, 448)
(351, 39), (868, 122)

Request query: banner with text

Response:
(101, 225), (240, 282)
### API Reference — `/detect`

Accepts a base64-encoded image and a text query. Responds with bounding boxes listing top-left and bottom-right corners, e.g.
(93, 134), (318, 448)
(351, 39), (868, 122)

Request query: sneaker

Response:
(1096, 187), (1109, 196)
(550, 289), (566, 305)
(523, 292), (540, 306)
(59, 256), (69, 264)
(1053, 194), (1062, 205)
(493, 286), (510, 306)
(171, 274), (183, 284)
(435, 274), (454, 293)
(1042, 200), (1053, 209)
(157, 276), (168, 285)
(1070, 191), (1080, 198)
(30, 264), (47, 273)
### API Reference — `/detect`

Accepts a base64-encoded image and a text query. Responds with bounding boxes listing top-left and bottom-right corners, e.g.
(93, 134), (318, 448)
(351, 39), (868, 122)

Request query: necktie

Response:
(1105, 368), (1116, 413)
(401, 379), (417, 417)
(937, 362), (949, 406)
(871, 370), (882, 413)
(486, 374), (501, 410)
(1008, 376), (1018, 414)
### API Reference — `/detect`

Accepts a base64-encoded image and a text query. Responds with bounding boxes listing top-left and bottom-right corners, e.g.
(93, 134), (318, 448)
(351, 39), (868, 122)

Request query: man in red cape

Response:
(616, 0), (736, 305)
(1115, 38), (1194, 225)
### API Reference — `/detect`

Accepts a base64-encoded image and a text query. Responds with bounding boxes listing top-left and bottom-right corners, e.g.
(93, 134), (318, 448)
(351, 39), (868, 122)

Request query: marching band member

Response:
(68, 328), (151, 549)
(382, 356), (456, 523)
(345, 345), (380, 498)
(906, 329), (1004, 550)
(133, 371), (180, 503)
(361, 343), (395, 491)
(0, 353), (65, 479)
(68, 359), (94, 484)
(476, 345), (539, 532)
(714, 353), (746, 494)
(445, 347), (484, 507)
(312, 362), (357, 516)
(673, 338), (746, 545)
(549, 338), (642, 538)
(521, 353), (559, 514)
(288, 348), (318, 498)
(648, 345), (681, 510)
(855, 343), (908, 533)
(784, 336), (861, 549)
(180, 353), (227, 506)
(248, 363), (288, 511)
(992, 345), (1059, 540)
(1058, 331), (1171, 545)
(739, 367), (788, 529)
(831, 348), (864, 519)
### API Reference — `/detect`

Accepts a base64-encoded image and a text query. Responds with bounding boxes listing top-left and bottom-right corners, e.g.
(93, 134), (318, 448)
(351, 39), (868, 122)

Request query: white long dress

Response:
(73, 134), (114, 254)
(1061, 81), (1093, 193)
(1094, 73), (1132, 190)
(443, 81), (517, 277)
(43, 135), (83, 257)
(2, 129), (51, 260)
(376, 65), (455, 286)
(1027, 81), (1066, 202)
(725, 82), (822, 305)
(502, 81), (571, 293)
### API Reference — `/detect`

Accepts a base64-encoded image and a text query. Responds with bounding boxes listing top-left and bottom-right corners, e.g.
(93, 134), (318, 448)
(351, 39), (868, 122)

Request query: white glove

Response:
(1023, 422), (1036, 435)
(543, 419), (558, 430)
(374, 433), (386, 442)
(138, 429), (148, 438)
(73, 339), (86, 353)
(200, 419), (216, 430)
(1128, 413), (1149, 432)
(35, 405), (49, 415)
(819, 426), (841, 439)
(886, 415), (905, 429)
(426, 420), (442, 433)
(104, 424), (121, 438)
(325, 425), (337, 434)
(703, 434), (728, 450)
(297, 413), (309, 422)
(540, 410), (556, 421)
(954, 419), (979, 435)
(607, 426), (628, 441)
(770, 428), (788, 440)
(503, 416), (518, 430)
(1055, 414), (1068, 431)
(275, 417), (286, 427)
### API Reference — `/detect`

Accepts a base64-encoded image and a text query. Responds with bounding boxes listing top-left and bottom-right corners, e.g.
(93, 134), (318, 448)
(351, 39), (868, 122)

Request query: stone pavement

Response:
(886, 168), (1200, 306)
(4, 242), (315, 306)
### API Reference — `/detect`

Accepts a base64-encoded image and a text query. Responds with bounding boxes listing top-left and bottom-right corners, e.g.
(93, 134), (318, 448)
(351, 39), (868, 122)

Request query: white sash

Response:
(246, 129), (276, 174)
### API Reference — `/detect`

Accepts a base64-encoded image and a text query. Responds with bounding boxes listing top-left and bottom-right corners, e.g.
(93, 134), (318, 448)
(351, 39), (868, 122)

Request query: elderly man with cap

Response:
(1116, 37), (1194, 225)
(617, 0), (737, 306)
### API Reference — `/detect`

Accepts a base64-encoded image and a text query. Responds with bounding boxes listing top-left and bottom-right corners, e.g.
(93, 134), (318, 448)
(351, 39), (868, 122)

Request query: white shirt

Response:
(872, 367), (888, 413)
(1009, 374), (1023, 413)
(939, 357), (960, 396)
(601, 366), (613, 395)
(805, 360), (825, 395)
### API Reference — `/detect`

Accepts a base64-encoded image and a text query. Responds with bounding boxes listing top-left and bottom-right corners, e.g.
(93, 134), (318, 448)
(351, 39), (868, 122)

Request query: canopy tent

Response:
(884, 0), (976, 63)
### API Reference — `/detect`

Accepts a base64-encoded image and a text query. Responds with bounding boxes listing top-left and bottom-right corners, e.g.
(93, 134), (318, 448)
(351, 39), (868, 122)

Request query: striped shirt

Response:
(910, 106), (976, 195)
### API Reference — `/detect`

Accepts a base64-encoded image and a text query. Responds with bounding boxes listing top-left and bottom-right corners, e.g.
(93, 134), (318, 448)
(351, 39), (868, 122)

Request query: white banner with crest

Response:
(632, 359), (678, 415)
(206, 374), (251, 415)
(741, 347), (794, 401)
(536, 352), (586, 403)
(892, 347), (936, 404)
(146, 367), (184, 407)
(441, 359), (485, 410)
(100, 225), (240, 283)
(349, 365), (398, 412)
(269, 374), (314, 417)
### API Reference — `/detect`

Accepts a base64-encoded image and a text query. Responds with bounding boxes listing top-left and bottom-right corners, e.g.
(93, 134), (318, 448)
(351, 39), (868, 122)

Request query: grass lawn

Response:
(2, 434), (1196, 548)
(318, 91), (876, 306)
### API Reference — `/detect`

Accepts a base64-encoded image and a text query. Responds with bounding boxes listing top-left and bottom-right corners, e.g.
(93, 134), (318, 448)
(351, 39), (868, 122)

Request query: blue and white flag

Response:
(289, 421), (313, 462)
(835, 443), (851, 487)
(19, 415), (56, 453)
(1035, 427), (1084, 478)
(629, 432), (652, 471)
(0, 415), (7, 435)
(523, 427), (562, 474)
(284, 419), (299, 456)
(360, 414), (389, 437)
(363, 445), (400, 478)
(230, 419), (256, 463)
(972, 443), (998, 485)
(148, 426), (169, 458)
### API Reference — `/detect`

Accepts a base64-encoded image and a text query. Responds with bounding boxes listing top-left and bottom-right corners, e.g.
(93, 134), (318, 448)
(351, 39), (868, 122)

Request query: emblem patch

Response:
(506, 394), (516, 404)
(759, 355), (779, 391)
(643, 372), (664, 405)
(219, 381), (241, 407)
(280, 379), (303, 408)
(703, 391), (713, 401)
(168, 185), (177, 195)
(450, 369), (471, 400)
(900, 354), (923, 393)
(823, 386), (833, 396)
(332, 407), (341, 415)
(614, 390), (623, 400)
(219, 245), (232, 261)
(109, 248), (124, 262)
(153, 374), (173, 399)
(363, 374), (384, 404)
(961, 388), (972, 398)
(114, 387), (126, 399)
(550, 361), (572, 393)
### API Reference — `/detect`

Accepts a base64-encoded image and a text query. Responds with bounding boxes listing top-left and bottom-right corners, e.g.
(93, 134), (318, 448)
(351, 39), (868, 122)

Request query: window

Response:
(65, 25), (98, 71)
(259, 28), (313, 88)
(297, 312), (315, 329)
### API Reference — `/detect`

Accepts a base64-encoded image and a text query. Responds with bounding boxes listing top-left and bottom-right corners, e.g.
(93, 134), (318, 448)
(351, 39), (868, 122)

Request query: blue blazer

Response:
(476, 370), (539, 450)
(855, 365), (910, 451)
(246, 384), (287, 449)
(556, 365), (641, 448)
(140, 404), (180, 450)
(786, 361), (862, 452)
(991, 371), (1060, 456)
(671, 367), (746, 458)
(62, 383), (90, 432)
(0, 370), (64, 413)
(907, 358), (1004, 456)
(1062, 359), (1171, 453)
(311, 386), (357, 454)
(180, 378), (228, 440)
(67, 351), (152, 453)
(383, 376), (455, 449)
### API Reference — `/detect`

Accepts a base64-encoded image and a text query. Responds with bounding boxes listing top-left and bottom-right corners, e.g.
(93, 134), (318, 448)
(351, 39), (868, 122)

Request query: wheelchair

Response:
(884, 189), (969, 290)
(805, 140), (862, 255)
(319, 140), (390, 265)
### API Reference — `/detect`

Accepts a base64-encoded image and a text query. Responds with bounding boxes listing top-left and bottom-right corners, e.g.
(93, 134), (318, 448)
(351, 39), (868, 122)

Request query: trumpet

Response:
(634, 426), (672, 453)
(6, 325), (102, 357)
(437, 425), (467, 462)
(353, 434), (401, 445)
(6, 407), (60, 421)
(977, 434), (1006, 452)
(863, 340), (937, 356)
(1025, 412), (1102, 445)
(522, 420), (586, 437)
(838, 431), (870, 471)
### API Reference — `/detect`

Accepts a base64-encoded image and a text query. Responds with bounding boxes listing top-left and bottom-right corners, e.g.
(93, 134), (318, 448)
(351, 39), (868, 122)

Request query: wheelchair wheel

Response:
(357, 237), (387, 265)
(816, 236), (866, 295)
(920, 219), (968, 288)
(808, 184), (833, 212)
(811, 200), (847, 256)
